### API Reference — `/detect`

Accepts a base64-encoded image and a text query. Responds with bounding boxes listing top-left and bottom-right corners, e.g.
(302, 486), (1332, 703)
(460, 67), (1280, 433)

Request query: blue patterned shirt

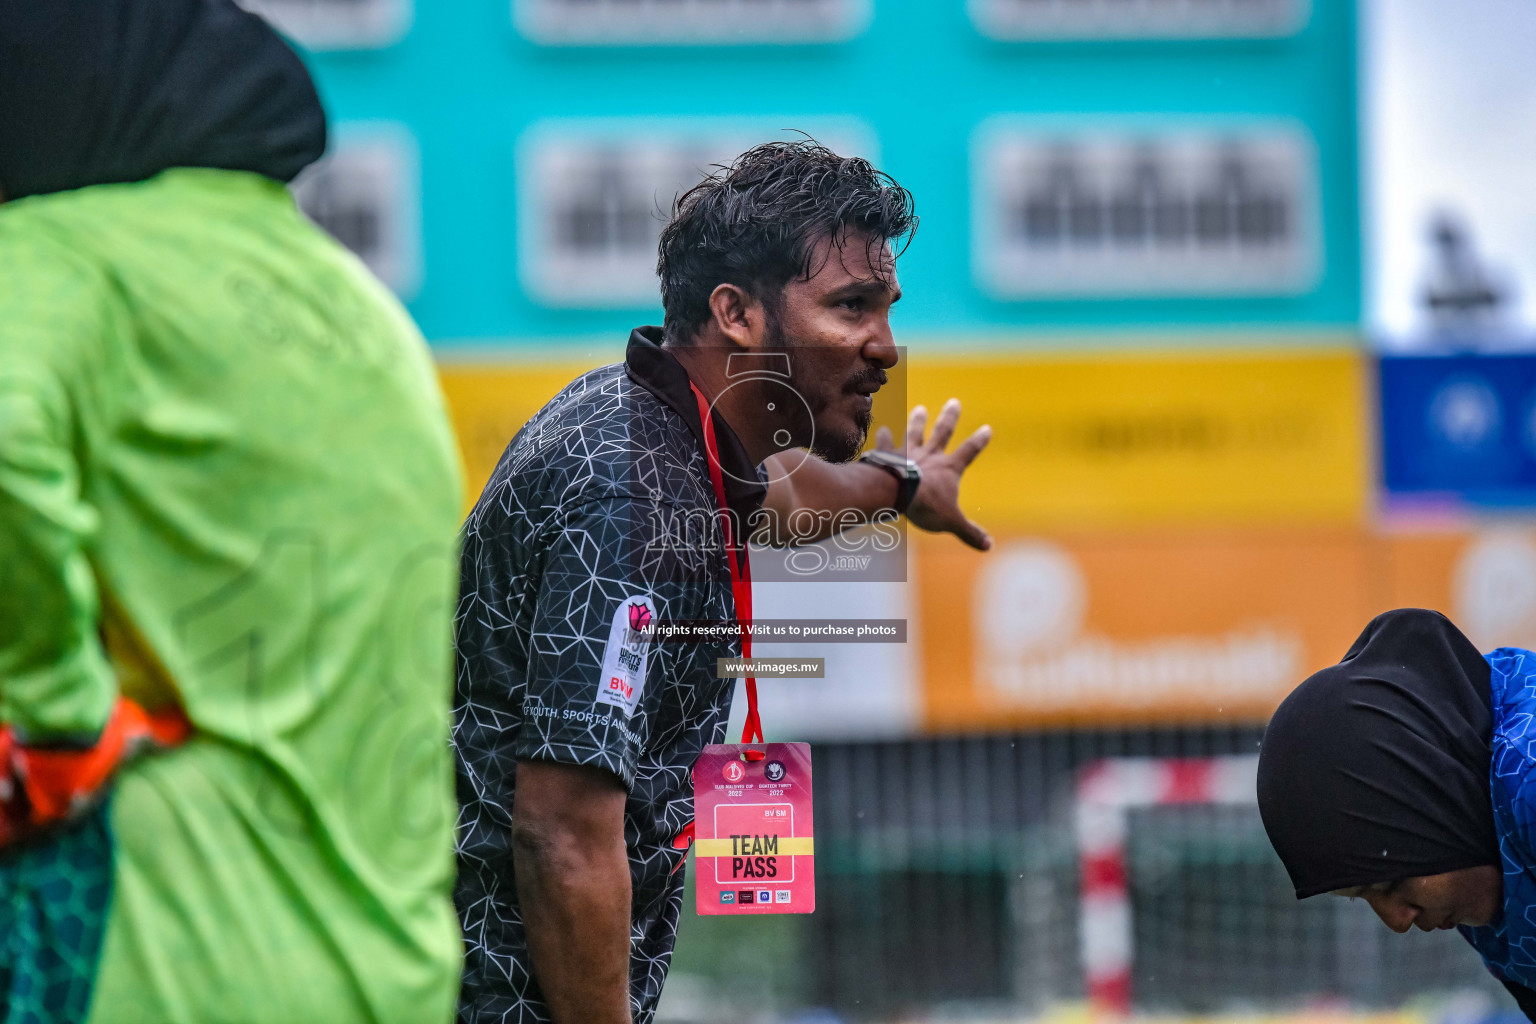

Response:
(1462, 648), (1536, 987)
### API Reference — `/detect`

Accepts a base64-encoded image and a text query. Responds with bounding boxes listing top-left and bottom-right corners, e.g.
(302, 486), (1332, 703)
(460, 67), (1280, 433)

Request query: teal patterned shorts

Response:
(0, 803), (112, 1024)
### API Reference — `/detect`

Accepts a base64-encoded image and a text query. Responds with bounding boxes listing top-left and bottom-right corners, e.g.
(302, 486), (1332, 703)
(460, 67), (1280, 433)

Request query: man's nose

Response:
(864, 321), (898, 370)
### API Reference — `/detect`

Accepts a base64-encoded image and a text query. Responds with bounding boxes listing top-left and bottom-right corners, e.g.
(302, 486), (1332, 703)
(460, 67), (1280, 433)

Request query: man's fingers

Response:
(953, 425), (993, 468)
(875, 425), (896, 452)
(927, 399), (962, 452)
(905, 405), (928, 453)
(953, 516), (993, 552)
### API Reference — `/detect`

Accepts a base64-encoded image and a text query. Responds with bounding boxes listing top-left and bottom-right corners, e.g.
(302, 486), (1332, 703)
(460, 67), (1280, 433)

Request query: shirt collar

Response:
(625, 326), (768, 521)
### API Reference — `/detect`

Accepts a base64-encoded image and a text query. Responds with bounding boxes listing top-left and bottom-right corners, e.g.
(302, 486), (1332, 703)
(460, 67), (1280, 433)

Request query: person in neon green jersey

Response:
(0, 1), (463, 1021)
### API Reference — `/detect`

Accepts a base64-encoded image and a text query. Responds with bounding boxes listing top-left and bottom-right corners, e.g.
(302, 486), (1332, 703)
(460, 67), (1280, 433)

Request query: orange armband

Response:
(0, 698), (190, 846)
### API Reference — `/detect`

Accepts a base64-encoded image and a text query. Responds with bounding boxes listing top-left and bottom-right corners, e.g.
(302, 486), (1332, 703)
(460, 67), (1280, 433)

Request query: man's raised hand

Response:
(877, 398), (993, 551)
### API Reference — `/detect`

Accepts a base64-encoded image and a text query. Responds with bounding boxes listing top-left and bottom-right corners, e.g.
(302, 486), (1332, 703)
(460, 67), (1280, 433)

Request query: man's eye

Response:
(839, 298), (864, 312)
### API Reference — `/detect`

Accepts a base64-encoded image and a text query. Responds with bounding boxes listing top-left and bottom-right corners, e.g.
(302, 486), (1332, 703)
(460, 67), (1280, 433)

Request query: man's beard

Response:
(766, 310), (883, 464)
(802, 364), (884, 465)
(809, 391), (873, 464)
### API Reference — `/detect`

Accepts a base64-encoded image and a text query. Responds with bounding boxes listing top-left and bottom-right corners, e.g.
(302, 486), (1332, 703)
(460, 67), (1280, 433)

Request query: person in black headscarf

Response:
(0, 0), (324, 200)
(1258, 608), (1536, 1019)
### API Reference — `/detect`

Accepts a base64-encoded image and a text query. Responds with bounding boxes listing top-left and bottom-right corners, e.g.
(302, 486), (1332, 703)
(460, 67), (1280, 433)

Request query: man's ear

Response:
(706, 283), (765, 349)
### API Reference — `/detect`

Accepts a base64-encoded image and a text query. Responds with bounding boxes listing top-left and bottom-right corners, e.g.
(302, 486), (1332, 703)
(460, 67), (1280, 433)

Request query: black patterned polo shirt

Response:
(452, 326), (765, 1024)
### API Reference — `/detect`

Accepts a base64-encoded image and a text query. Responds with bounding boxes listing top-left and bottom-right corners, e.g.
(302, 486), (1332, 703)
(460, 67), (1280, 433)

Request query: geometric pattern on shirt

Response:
(1458, 648), (1536, 991)
(453, 360), (750, 1024)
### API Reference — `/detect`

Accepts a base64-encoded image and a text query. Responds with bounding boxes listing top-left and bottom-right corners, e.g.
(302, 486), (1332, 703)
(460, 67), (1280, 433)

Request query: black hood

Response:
(1257, 608), (1499, 899)
(0, 0), (326, 200)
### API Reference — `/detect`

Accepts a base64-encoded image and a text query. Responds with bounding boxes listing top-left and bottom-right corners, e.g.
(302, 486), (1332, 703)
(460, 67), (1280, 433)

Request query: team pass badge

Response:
(693, 742), (814, 915)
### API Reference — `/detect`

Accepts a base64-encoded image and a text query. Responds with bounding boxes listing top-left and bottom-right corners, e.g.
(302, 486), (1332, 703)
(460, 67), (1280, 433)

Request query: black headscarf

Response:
(1257, 608), (1500, 899)
(0, 0), (326, 201)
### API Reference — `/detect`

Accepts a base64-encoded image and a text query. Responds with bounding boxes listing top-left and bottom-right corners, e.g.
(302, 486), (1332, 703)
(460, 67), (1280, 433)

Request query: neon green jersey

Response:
(0, 169), (462, 1024)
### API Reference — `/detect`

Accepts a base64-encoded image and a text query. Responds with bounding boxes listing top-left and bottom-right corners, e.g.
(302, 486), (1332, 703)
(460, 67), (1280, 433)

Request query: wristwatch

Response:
(858, 450), (922, 515)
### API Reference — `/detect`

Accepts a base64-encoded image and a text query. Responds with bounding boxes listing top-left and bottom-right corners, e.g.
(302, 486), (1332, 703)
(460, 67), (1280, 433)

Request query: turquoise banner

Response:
(273, 0), (1359, 346)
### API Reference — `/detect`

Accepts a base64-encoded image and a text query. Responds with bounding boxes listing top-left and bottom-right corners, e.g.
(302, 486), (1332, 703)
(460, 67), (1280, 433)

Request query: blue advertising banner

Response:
(1380, 353), (1536, 505)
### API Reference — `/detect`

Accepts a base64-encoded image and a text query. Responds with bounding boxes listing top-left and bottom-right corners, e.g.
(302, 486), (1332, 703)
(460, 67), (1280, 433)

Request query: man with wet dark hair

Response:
(658, 140), (920, 468)
(454, 139), (993, 1024)
(657, 142), (914, 335)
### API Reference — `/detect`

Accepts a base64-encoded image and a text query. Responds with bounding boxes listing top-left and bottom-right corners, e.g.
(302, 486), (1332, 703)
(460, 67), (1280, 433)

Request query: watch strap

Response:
(858, 450), (922, 515)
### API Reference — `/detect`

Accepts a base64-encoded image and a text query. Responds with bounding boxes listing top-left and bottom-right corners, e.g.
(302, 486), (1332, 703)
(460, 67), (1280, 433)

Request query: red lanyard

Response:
(690, 383), (763, 745)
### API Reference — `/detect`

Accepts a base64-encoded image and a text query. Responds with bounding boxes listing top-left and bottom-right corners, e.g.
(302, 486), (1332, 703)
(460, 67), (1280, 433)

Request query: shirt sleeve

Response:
(0, 232), (117, 741)
(516, 495), (698, 789)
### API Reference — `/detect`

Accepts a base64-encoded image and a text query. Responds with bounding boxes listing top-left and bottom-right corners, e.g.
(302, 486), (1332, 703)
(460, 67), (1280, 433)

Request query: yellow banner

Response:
(905, 345), (1369, 528)
(436, 343), (1369, 527)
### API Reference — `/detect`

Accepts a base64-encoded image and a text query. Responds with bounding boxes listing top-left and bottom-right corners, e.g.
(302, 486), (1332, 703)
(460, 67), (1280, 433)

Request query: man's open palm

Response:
(876, 398), (993, 551)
